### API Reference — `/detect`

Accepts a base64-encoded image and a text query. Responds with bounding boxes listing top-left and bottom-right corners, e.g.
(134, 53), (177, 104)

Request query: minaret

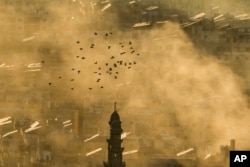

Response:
(104, 102), (126, 167)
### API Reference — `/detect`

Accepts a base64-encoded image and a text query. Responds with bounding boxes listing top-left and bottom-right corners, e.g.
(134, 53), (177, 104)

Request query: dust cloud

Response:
(122, 22), (250, 155)
(0, 0), (250, 165)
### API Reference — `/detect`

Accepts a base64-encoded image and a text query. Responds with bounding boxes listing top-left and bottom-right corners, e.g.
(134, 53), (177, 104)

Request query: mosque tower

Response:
(104, 102), (126, 167)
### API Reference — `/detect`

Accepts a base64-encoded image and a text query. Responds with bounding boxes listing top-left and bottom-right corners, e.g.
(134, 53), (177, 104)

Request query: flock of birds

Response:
(46, 32), (140, 91)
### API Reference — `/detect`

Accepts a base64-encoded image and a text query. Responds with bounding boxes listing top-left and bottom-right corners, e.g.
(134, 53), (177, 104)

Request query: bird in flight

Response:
(45, 34), (140, 92)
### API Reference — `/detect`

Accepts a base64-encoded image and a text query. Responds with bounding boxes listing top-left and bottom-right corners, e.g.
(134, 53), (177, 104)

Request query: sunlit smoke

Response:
(0, 1), (250, 167)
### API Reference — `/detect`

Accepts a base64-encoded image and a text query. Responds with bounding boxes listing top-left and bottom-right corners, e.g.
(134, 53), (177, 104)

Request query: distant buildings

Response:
(182, 14), (250, 89)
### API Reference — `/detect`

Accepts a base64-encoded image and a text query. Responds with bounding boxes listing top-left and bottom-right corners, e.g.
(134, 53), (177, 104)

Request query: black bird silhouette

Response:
(124, 63), (127, 66)
(98, 73), (102, 75)
(134, 61), (136, 64)
(129, 62), (132, 65)
(41, 61), (45, 64)
(48, 82), (52, 86)
(120, 52), (126, 55)
(76, 56), (80, 58)
(82, 57), (85, 59)
(129, 41), (132, 45)
(119, 61), (123, 65)
(89, 88), (92, 90)
(105, 63), (108, 66)
(58, 76), (62, 79)
(97, 79), (101, 82)
(94, 32), (98, 35)
(98, 67), (101, 70)
(80, 48), (83, 50)
(109, 32), (112, 35)
(131, 50), (135, 54)
(128, 67), (131, 69)
(110, 56), (115, 59)
(72, 68), (75, 71)
(71, 88), (74, 90)
(116, 72), (119, 74)
(121, 45), (124, 48)
(76, 41), (80, 44)
(114, 76), (117, 79)
(130, 47), (133, 50)
(137, 53), (140, 56)
(108, 46), (111, 49)
(94, 72), (97, 74)
(114, 64), (117, 68)
(109, 68), (112, 71)
(70, 79), (74, 81)
(109, 72), (112, 75)
(100, 86), (104, 88)
(105, 33), (108, 37)
(94, 61), (97, 64)
(77, 70), (81, 74)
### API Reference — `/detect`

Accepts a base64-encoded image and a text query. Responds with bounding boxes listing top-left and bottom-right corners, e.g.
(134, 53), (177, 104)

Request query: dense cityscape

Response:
(1, 0), (250, 167)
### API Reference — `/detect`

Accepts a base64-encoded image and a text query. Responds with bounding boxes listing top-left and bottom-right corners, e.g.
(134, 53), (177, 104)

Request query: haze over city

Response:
(0, 0), (250, 167)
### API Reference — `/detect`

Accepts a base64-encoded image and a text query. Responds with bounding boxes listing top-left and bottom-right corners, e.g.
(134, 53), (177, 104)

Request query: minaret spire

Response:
(104, 103), (126, 167)
(114, 102), (117, 111)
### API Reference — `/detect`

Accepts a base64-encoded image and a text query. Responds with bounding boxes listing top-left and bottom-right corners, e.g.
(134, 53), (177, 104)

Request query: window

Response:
(46, 155), (50, 162)
(238, 28), (245, 33)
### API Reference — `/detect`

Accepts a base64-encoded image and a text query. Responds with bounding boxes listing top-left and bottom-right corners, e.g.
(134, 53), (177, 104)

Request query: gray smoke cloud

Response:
(1, 1), (250, 166)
